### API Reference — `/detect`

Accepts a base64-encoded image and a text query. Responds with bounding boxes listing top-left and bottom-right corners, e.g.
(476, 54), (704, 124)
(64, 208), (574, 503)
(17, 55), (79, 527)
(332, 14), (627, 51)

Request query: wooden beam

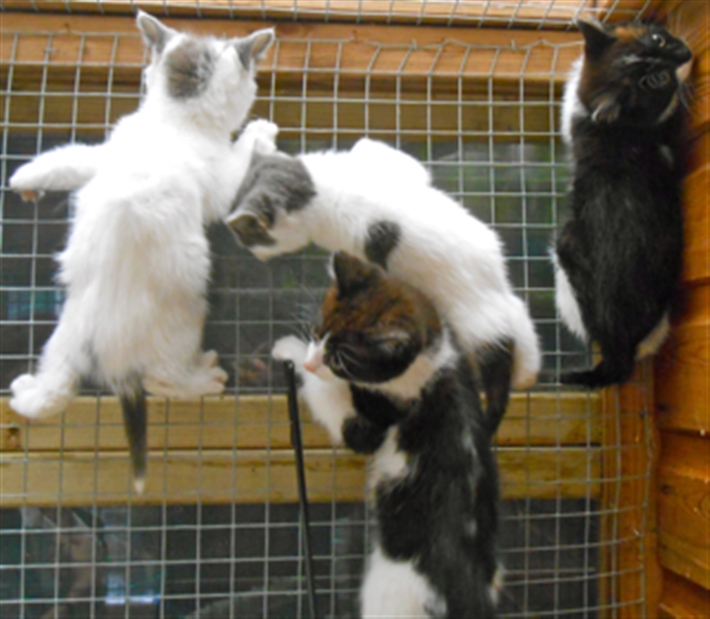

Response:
(0, 13), (582, 93)
(658, 433), (710, 590)
(0, 445), (600, 507)
(2, 0), (593, 29)
(599, 369), (662, 617)
(656, 286), (710, 434)
(659, 569), (710, 618)
(0, 393), (601, 452)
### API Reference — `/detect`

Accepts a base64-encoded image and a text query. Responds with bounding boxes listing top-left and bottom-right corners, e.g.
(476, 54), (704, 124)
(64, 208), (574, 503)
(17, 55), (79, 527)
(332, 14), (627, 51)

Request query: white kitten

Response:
(229, 140), (541, 429)
(8, 11), (277, 491)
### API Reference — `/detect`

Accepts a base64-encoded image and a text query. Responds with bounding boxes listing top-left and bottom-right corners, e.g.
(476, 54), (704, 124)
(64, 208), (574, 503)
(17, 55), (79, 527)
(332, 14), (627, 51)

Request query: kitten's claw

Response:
(10, 373), (71, 419)
(271, 335), (308, 367)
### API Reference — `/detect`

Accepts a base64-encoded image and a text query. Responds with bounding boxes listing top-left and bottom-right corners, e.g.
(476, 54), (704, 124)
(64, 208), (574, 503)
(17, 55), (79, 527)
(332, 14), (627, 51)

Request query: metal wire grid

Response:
(10, 0), (653, 29)
(0, 12), (653, 619)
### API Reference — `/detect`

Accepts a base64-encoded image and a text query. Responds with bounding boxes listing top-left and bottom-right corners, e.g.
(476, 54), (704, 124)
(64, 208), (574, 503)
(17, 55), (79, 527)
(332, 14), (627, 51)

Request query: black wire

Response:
(283, 360), (319, 619)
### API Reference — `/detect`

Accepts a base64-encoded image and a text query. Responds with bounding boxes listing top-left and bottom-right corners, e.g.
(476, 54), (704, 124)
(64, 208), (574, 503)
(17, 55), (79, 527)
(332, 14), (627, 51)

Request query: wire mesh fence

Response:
(1, 3), (656, 617)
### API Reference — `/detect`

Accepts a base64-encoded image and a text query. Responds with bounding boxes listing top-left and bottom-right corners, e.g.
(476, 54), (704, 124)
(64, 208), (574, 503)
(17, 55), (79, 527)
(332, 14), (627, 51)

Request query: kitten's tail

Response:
(115, 376), (148, 494)
(560, 356), (635, 389)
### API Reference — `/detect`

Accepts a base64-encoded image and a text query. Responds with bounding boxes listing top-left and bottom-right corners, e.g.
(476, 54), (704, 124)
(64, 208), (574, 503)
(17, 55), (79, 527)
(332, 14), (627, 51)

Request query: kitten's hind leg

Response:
(10, 303), (86, 419)
(10, 143), (104, 200)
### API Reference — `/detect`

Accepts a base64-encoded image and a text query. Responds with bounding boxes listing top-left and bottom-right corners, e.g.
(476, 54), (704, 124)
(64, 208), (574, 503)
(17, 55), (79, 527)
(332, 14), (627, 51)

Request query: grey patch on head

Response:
(364, 220), (401, 269)
(165, 38), (216, 100)
(232, 152), (316, 221)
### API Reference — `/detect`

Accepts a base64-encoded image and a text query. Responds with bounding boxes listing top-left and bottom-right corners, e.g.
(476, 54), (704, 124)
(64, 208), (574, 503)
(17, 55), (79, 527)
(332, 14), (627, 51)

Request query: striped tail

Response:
(116, 377), (148, 493)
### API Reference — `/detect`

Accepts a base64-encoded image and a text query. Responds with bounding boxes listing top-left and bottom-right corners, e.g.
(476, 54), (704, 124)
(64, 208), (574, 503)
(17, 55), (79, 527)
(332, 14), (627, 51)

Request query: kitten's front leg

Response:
(10, 143), (104, 201)
(272, 335), (355, 445)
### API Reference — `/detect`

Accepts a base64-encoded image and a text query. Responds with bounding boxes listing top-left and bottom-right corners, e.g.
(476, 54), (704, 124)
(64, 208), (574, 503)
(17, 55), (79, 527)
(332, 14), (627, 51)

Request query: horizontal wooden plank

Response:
(659, 569), (710, 618)
(0, 393), (601, 452)
(0, 13), (582, 88)
(1, 0), (592, 28)
(681, 164), (710, 284)
(659, 453), (710, 550)
(0, 446), (601, 506)
(656, 286), (710, 433)
(659, 530), (710, 591)
(657, 434), (710, 590)
(1, 86), (560, 141)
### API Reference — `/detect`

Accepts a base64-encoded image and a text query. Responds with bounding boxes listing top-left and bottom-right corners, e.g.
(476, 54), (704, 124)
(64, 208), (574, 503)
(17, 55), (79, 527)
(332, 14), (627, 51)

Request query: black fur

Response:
(555, 21), (690, 388)
(364, 220), (402, 268)
(477, 338), (515, 435)
(344, 357), (500, 618)
(116, 378), (148, 489)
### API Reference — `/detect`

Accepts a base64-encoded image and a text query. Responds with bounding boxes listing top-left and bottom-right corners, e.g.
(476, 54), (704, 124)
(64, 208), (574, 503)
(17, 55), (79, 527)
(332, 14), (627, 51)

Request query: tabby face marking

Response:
(307, 252), (440, 385)
(576, 19), (692, 127)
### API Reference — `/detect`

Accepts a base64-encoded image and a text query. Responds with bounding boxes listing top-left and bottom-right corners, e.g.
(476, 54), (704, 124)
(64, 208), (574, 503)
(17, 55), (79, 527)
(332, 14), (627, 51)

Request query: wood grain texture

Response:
(0, 393), (601, 453)
(681, 163), (710, 285)
(0, 446), (600, 507)
(0, 13), (583, 99)
(657, 433), (710, 589)
(1, 0), (594, 28)
(659, 569), (710, 618)
(599, 370), (662, 617)
(656, 286), (710, 433)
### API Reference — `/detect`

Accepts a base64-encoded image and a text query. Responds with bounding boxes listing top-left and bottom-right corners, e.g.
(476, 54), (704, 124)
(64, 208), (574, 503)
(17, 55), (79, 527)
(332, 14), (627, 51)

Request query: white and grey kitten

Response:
(8, 11), (277, 491)
(228, 138), (541, 430)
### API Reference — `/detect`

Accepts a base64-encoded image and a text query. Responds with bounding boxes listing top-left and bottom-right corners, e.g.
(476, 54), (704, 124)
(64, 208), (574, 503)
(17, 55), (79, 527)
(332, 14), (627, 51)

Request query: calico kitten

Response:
(553, 19), (692, 387)
(8, 12), (277, 491)
(228, 138), (541, 433)
(273, 252), (502, 618)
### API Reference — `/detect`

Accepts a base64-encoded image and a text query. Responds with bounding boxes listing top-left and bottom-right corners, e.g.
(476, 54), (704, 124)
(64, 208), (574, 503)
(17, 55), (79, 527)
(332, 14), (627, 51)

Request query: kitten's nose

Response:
(303, 346), (324, 374)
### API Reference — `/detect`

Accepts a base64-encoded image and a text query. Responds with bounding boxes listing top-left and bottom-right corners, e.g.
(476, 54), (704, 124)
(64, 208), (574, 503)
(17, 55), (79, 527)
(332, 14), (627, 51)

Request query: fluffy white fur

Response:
(360, 547), (445, 619)
(272, 335), (354, 444)
(254, 140), (541, 389)
(9, 12), (277, 420)
(550, 248), (588, 342)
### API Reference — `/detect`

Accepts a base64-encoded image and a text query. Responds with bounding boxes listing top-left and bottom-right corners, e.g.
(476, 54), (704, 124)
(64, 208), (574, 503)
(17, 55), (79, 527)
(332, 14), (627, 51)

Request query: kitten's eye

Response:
(651, 33), (666, 48)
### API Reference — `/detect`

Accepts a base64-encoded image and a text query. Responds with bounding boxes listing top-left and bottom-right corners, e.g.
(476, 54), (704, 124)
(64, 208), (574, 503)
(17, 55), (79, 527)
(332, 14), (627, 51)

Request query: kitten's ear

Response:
(227, 212), (275, 248)
(577, 18), (615, 57)
(235, 28), (276, 70)
(330, 251), (379, 296)
(136, 11), (177, 54)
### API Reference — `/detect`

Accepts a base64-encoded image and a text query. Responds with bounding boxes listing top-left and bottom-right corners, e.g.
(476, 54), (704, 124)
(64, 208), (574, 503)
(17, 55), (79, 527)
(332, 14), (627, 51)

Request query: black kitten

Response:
(273, 252), (502, 617)
(553, 19), (692, 387)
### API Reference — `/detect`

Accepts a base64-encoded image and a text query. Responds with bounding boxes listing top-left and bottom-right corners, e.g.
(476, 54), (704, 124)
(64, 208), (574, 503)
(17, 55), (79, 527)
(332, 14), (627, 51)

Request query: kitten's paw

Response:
(243, 119), (279, 155)
(199, 350), (220, 369)
(201, 366), (229, 394)
(272, 336), (308, 366)
(10, 374), (71, 419)
(9, 162), (48, 198)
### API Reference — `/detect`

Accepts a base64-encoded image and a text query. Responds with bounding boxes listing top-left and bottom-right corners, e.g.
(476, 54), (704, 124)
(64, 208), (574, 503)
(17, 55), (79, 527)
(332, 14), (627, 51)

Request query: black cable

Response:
(283, 360), (319, 619)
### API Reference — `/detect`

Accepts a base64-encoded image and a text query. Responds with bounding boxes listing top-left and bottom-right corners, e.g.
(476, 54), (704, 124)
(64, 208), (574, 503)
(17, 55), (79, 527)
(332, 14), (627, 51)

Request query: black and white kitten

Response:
(228, 138), (541, 434)
(273, 252), (502, 618)
(553, 19), (693, 387)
